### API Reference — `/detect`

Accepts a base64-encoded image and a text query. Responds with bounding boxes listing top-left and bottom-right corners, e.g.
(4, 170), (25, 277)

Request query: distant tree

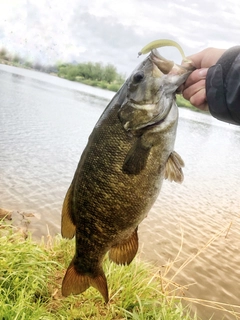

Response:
(102, 64), (117, 83)
(90, 62), (103, 81)
(56, 60), (125, 91)
(77, 62), (103, 81)
(45, 65), (58, 74)
(66, 65), (80, 80)
(0, 48), (8, 59)
(33, 61), (44, 71)
(12, 54), (21, 64)
(23, 61), (33, 69)
(58, 64), (70, 78)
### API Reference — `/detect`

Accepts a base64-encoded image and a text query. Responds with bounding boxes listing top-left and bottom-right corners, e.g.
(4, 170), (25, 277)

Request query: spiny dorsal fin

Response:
(61, 184), (76, 239)
(62, 258), (109, 303)
(164, 151), (184, 183)
(109, 228), (138, 265)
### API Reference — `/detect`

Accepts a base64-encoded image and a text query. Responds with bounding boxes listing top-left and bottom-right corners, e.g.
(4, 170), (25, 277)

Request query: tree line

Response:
(58, 62), (125, 92)
(0, 48), (57, 73)
(0, 47), (196, 109)
(0, 47), (125, 92)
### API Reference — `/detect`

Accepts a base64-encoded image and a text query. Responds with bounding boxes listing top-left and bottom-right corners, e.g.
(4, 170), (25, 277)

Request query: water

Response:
(1, 65), (240, 319)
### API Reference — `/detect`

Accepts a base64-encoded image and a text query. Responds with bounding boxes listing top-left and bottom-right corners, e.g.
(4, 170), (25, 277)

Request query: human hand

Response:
(182, 48), (226, 111)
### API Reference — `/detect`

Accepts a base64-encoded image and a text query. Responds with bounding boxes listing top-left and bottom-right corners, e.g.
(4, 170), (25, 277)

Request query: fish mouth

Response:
(122, 49), (192, 133)
(136, 50), (175, 129)
(150, 48), (195, 78)
(150, 49), (175, 74)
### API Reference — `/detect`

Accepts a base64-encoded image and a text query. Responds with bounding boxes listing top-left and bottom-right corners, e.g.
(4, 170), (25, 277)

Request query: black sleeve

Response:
(206, 46), (240, 125)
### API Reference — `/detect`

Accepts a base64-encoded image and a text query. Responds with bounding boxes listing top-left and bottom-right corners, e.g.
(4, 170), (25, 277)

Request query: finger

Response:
(185, 51), (207, 69)
(184, 48), (226, 69)
(183, 87), (209, 111)
(184, 69), (208, 88)
(189, 88), (208, 111)
(183, 80), (206, 101)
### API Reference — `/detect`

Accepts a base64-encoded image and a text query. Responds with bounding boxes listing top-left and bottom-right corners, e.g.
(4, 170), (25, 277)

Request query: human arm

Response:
(182, 47), (240, 125)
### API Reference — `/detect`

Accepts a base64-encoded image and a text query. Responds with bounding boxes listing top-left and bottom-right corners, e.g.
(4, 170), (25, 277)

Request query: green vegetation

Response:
(0, 47), (124, 90)
(58, 61), (125, 92)
(0, 223), (196, 320)
(57, 60), (197, 109)
(176, 94), (200, 112)
(56, 61), (199, 112)
(0, 46), (201, 110)
(0, 47), (57, 73)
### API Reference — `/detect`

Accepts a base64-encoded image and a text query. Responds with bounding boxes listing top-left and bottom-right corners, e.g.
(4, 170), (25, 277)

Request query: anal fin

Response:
(109, 228), (138, 265)
(62, 259), (109, 303)
(61, 184), (76, 239)
(164, 151), (184, 183)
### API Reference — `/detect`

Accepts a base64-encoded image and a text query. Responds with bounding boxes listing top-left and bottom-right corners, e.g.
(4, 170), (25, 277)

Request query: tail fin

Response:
(62, 259), (109, 303)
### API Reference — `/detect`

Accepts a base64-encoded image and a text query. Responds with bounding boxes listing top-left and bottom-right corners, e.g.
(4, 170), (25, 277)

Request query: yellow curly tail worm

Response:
(138, 39), (189, 62)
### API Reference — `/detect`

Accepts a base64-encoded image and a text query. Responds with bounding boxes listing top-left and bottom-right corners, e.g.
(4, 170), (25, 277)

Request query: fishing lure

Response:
(138, 39), (188, 62)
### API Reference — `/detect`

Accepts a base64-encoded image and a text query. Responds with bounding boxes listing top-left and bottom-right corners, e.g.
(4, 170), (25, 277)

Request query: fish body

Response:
(61, 49), (194, 302)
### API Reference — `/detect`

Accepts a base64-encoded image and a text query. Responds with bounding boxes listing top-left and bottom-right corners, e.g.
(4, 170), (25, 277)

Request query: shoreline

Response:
(0, 61), (200, 112)
(2, 206), (240, 320)
(0, 207), (49, 240)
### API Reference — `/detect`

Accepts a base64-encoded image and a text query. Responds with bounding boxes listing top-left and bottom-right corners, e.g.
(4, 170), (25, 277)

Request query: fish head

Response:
(118, 49), (194, 132)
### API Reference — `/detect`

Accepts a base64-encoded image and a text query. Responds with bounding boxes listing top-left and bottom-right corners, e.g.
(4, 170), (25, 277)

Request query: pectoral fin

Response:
(61, 184), (76, 239)
(109, 228), (139, 265)
(62, 258), (109, 303)
(123, 140), (150, 174)
(164, 151), (184, 183)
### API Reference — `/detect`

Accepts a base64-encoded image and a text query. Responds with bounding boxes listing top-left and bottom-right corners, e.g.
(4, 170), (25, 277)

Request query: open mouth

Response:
(150, 49), (175, 75)
(151, 48), (170, 61)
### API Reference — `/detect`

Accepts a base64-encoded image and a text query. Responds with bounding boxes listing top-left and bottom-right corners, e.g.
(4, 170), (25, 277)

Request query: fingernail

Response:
(199, 68), (208, 77)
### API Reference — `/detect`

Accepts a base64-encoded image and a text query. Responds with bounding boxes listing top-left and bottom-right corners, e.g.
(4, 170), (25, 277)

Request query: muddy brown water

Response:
(1, 65), (240, 319)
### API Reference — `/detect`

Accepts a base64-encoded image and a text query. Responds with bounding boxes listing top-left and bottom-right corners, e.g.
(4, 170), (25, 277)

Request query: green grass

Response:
(0, 223), (196, 320)
(176, 94), (203, 112)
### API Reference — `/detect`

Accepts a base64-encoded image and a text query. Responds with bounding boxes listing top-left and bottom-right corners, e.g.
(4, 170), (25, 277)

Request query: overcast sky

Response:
(1, 0), (240, 76)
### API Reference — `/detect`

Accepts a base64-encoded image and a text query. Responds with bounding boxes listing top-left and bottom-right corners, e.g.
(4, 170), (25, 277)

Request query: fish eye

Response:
(133, 71), (144, 83)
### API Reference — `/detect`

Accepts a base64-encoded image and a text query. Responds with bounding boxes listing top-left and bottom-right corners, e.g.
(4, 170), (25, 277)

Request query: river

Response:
(1, 65), (240, 319)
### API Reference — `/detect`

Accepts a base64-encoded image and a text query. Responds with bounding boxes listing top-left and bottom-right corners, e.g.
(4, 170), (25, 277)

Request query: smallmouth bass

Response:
(61, 48), (194, 302)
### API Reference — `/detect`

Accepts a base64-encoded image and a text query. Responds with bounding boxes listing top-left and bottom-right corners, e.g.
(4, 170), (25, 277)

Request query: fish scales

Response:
(73, 106), (166, 231)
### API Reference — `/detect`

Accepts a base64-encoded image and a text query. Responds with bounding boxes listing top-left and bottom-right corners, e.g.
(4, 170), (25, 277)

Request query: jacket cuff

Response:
(206, 46), (240, 125)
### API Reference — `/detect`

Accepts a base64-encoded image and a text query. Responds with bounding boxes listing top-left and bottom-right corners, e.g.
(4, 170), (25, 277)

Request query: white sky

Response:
(0, 0), (240, 75)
